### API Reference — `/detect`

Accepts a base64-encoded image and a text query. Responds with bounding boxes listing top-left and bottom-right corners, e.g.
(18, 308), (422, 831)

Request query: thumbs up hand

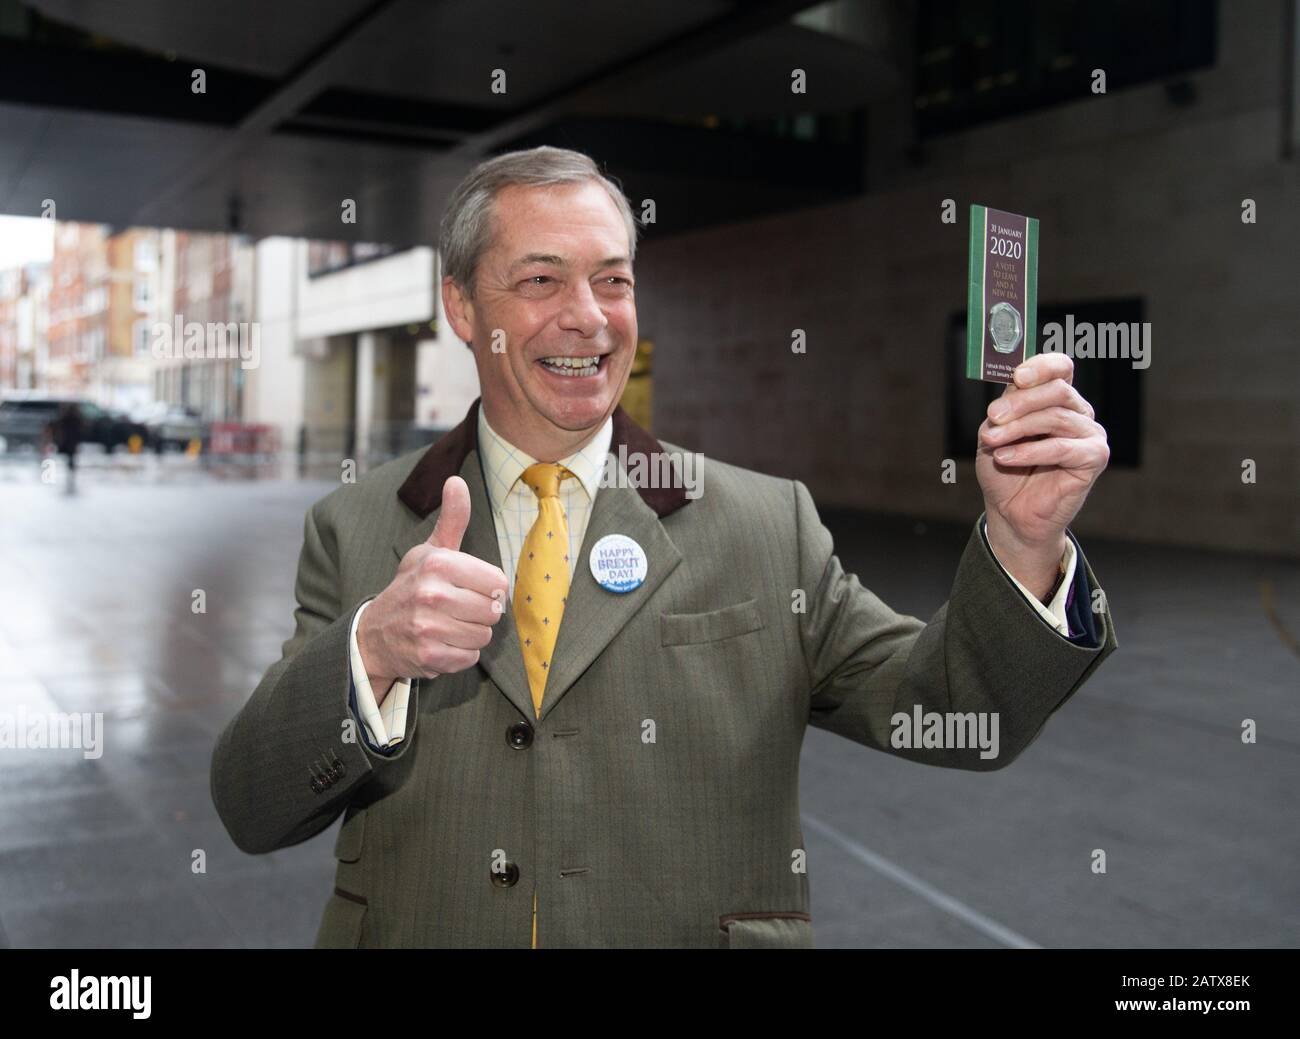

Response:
(358, 476), (509, 694)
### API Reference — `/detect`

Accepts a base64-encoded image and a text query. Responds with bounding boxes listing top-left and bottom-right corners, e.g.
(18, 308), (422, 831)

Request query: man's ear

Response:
(441, 275), (475, 345)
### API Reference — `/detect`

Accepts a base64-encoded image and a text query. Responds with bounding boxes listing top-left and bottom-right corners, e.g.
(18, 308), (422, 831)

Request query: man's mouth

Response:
(537, 354), (605, 378)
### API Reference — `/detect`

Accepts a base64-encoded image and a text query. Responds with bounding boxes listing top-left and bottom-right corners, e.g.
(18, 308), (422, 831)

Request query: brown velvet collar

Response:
(396, 397), (690, 520)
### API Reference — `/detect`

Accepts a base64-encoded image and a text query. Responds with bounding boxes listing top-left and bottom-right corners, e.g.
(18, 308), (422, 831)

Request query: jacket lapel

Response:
(391, 397), (692, 726)
(457, 454), (536, 723)
(537, 478), (681, 723)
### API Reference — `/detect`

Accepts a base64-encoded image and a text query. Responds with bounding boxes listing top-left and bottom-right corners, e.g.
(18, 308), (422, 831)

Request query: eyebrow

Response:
(509, 253), (632, 273)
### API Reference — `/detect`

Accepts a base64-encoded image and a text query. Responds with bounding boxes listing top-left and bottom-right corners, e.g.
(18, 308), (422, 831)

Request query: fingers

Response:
(403, 582), (501, 677)
(983, 433), (1110, 470)
(409, 611), (489, 674)
(417, 581), (505, 626)
(420, 645), (480, 675)
(422, 549), (508, 602)
(988, 374), (1094, 425)
(980, 405), (1100, 451)
(405, 589), (499, 676)
(1012, 352), (1073, 388)
(983, 356), (1103, 470)
(428, 475), (471, 551)
(434, 614), (497, 652)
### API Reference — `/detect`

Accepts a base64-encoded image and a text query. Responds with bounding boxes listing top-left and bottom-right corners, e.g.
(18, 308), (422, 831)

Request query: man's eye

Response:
(526, 276), (552, 285)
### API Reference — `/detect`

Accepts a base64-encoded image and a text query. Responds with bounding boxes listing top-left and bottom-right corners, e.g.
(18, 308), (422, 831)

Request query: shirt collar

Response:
(477, 406), (613, 516)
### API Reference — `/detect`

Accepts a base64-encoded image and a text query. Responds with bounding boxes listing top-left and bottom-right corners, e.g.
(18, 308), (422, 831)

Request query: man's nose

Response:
(555, 279), (607, 338)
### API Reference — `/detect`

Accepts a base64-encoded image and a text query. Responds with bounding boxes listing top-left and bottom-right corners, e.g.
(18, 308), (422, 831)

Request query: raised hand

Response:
(357, 476), (509, 695)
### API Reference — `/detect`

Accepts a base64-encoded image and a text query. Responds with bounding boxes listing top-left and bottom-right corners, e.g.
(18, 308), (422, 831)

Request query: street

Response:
(1, 460), (1296, 947)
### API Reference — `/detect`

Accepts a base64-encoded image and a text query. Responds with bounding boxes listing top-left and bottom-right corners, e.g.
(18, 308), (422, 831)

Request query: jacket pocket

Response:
(661, 599), (765, 646)
(333, 806), (366, 862)
(719, 911), (813, 949)
(314, 889), (368, 948)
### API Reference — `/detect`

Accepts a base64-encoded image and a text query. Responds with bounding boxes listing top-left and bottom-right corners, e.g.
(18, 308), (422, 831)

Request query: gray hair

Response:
(438, 145), (639, 299)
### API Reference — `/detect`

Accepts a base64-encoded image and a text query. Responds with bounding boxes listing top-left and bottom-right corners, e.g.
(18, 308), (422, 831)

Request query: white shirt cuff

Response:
(349, 600), (411, 749)
(981, 518), (1076, 637)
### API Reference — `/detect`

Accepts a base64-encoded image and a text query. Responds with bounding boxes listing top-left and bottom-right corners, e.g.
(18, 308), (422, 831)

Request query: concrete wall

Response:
(247, 237), (305, 451)
(635, 1), (1299, 557)
(415, 283), (480, 429)
(296, 246), (435, 340)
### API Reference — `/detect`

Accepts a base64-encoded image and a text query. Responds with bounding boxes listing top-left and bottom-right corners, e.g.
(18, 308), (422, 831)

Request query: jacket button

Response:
(506, 723), (534, 749)
(310, 778), (324, 794)
(490, 861), (520, 887)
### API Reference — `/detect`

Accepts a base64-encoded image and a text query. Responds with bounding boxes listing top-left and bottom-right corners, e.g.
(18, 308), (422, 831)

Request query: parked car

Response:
(0, 396), (61, 451)
(105, 408), (152, 452)
(0, 396), (153, 454)
(136, 403), (205, 453)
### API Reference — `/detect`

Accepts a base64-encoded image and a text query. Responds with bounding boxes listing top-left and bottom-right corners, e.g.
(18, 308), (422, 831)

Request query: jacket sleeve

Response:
(210, 498), (419, 854)
(795, 479), (1116, 770)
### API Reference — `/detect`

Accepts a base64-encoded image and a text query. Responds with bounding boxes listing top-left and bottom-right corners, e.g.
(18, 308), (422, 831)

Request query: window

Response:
(915, 0), (1217, 136)
(134, 239), (157, 271)
(134, 275), (153, 310)
(307, 240), (397, 278)
(134, 319), (152, 358)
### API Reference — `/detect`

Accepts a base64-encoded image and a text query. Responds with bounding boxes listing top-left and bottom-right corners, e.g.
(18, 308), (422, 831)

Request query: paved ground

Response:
(0, 453), (1296, 948)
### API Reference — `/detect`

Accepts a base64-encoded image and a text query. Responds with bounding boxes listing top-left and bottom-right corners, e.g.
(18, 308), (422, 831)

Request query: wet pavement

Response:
(1, 456), (1296, 947)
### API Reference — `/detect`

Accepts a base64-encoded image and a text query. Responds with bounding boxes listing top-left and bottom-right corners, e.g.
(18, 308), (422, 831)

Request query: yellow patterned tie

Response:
(514, 461), (573, 949)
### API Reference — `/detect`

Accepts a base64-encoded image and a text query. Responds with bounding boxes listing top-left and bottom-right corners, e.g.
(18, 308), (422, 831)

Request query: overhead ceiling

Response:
(0, 0), (905, 245)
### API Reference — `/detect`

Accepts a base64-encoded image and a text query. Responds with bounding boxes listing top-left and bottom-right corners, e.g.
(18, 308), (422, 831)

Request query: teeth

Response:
(540, 355), (601, 376)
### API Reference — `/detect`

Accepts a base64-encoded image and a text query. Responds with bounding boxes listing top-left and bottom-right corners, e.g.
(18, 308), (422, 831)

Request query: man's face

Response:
(443, 180), (637, 447)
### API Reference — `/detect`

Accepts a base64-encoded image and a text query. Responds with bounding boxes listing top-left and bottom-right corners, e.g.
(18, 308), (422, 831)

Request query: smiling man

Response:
(211, 146), (1117, 949)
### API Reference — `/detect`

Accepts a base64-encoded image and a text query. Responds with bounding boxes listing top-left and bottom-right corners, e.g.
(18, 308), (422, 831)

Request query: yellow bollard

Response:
(619, 338), (654, 432)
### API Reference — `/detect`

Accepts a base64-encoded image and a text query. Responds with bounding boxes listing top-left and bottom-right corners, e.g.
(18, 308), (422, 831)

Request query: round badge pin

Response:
(589, 534), (648, 594)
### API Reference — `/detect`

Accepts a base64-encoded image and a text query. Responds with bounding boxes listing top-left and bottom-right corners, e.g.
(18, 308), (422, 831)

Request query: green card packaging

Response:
(967, 204), (1039, 383)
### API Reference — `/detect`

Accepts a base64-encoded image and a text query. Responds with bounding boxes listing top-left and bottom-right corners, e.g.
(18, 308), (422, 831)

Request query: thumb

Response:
(428, 475), (471, 551)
